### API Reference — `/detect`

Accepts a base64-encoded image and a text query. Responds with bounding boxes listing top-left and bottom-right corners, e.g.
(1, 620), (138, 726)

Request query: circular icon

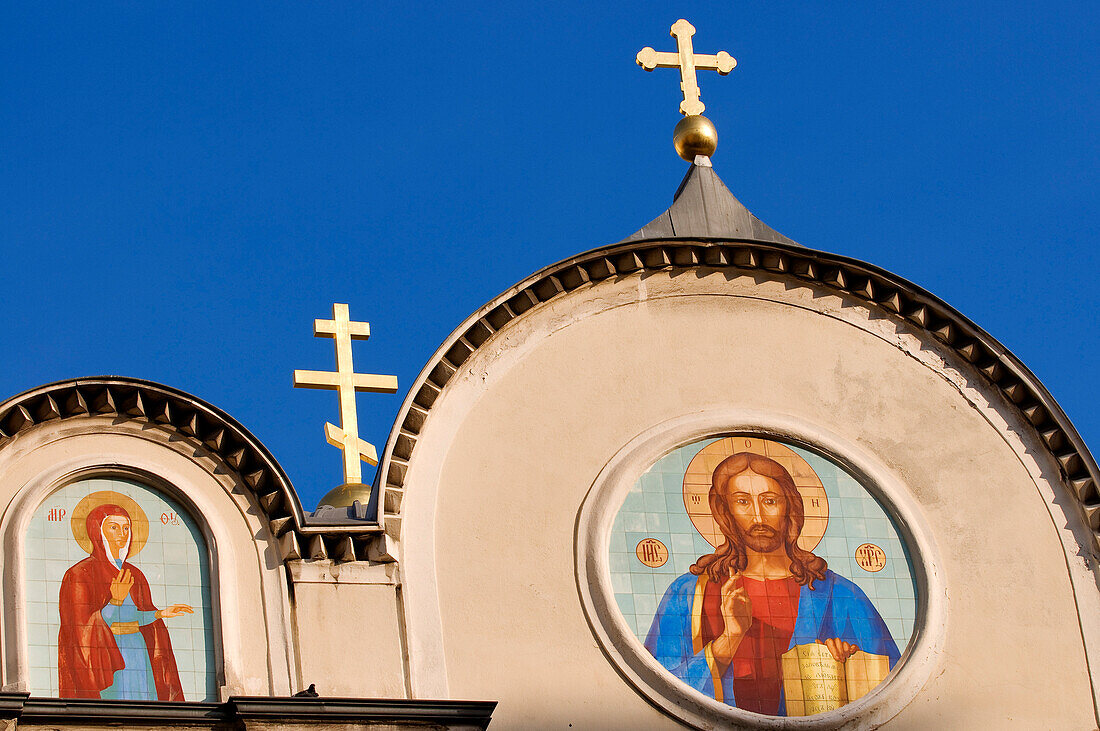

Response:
(683, 436), (829, 551)
(70, 490), (150, 557)
(855, 543), (887, 572)
(636, 538), (669, 568)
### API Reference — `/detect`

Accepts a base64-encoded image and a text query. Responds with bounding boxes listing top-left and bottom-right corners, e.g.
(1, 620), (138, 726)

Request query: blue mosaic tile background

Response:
(609, 438), (917, 653)
(25, 477), (217, 700)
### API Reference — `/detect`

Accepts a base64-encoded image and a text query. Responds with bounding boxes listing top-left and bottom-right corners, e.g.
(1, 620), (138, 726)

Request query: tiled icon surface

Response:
(610, 437), (917, 717)
(25, 477), (216, 701)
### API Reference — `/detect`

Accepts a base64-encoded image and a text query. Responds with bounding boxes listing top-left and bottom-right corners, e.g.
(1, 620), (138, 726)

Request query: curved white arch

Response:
(397, 275), (1100, 724)
(0, 420), (296, 698)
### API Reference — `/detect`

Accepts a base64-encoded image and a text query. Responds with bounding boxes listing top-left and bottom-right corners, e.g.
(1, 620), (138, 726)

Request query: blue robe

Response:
(644, 570), (900, 714)
(98, 597), (158, 700)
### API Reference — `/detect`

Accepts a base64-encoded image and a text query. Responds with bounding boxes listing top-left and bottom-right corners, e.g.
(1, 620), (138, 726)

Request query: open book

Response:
(780, 642), (891, 716)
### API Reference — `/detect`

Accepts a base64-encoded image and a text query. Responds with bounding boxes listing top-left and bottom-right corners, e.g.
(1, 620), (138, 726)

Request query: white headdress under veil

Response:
(100, 518), (132, 569)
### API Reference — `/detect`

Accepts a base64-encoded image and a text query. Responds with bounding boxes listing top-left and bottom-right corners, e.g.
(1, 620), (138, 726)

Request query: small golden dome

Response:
(673, 114), (718, 160)
(317, 482), (372, 509)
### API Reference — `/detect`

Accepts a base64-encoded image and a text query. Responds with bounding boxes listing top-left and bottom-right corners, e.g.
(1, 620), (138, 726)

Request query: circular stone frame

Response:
(575, 409), (946, 730)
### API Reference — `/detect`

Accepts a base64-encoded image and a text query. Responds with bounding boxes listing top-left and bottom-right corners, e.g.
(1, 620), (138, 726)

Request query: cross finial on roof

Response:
(293, 304), (398, 489)
(636, 19), (736, 117)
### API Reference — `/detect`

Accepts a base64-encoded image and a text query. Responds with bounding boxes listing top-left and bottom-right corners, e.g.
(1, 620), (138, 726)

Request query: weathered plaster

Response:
(399, 269), (1098, 729)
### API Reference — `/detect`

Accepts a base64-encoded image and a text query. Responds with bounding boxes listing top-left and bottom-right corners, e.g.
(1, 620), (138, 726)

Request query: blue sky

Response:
(2, 3), (1097, 509)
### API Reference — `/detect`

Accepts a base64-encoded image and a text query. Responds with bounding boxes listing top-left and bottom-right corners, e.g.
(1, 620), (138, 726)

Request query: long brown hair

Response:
(690, 452), (827, 588)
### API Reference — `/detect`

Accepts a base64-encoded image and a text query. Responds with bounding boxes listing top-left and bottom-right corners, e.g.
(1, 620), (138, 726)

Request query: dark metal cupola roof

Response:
(623, 158), (797, 245)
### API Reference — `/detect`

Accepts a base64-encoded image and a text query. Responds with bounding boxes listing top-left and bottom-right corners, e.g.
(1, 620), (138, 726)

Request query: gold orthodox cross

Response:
(293, 304), (398, 486)
(636, 19), (736, 116)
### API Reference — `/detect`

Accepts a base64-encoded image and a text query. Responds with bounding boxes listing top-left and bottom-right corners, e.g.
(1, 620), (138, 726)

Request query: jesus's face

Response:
(101, 515), (131, 558)
(727, 470), (788, 553)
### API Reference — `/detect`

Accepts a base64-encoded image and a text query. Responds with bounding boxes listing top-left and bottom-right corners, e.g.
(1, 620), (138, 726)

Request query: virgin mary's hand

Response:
(156, 604), (194, 619)
(109, 569), (134, 605)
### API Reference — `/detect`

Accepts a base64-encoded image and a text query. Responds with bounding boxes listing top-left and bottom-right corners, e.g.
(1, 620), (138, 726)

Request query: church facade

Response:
(0, 154), (1096, 729)
(1, 22), (1098, 731)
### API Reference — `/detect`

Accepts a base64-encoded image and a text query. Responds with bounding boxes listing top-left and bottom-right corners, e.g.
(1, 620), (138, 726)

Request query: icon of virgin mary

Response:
(57, 495), (193, 700)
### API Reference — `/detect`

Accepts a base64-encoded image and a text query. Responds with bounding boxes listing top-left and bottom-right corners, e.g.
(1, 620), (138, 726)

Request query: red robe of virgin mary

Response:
(57, 504), (184, 700)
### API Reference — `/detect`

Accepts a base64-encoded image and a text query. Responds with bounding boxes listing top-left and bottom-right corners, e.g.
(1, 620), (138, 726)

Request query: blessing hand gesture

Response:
(719, 570), (753, 639)
(710, 570), (753, 663)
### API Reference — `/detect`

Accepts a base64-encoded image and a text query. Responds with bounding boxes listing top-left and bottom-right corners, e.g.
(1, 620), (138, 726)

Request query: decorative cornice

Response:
(227, 696), (496, 725)
(0, 692), (495, 728)
(376, 236), (1100, 555)
(4, 240), (1096, 565)
(0, 377), (381, 564)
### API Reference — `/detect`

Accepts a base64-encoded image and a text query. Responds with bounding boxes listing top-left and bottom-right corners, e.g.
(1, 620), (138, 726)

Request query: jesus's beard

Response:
(742, 525), (784, 553)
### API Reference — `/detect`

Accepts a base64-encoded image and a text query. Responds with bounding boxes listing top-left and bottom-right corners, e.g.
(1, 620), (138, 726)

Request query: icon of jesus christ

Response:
(644, 452), (900, 715)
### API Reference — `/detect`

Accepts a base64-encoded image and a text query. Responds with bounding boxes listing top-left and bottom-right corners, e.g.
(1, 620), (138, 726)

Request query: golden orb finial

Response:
(636, 19), (735, 161)
(318, 482), (373, 509)
(673, 114), (718, 160)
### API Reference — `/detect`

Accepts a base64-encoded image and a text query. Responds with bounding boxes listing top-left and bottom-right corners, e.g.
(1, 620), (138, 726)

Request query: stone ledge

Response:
(287, 559), (399, 585)
(0, 693), (495, 730)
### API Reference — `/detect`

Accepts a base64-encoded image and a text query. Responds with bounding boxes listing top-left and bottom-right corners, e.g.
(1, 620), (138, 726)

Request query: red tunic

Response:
(701, 576), (801, 715)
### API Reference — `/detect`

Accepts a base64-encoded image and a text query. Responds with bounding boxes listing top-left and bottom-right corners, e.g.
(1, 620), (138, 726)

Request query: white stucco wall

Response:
(287, 559), (407, 698)
(399, 269), (1097, 729)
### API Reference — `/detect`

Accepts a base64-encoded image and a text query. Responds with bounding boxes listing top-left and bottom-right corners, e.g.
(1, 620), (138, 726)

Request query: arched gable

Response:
(384, 219), (1100, 725)
(0, 378), (381, 564)
(378, 235), (1100, 555)
(0, 377), (299, 697)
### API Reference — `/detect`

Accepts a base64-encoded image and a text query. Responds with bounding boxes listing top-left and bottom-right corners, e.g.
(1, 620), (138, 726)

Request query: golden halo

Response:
(70, 491), (150, 558)
(682, 436), (830, 551)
